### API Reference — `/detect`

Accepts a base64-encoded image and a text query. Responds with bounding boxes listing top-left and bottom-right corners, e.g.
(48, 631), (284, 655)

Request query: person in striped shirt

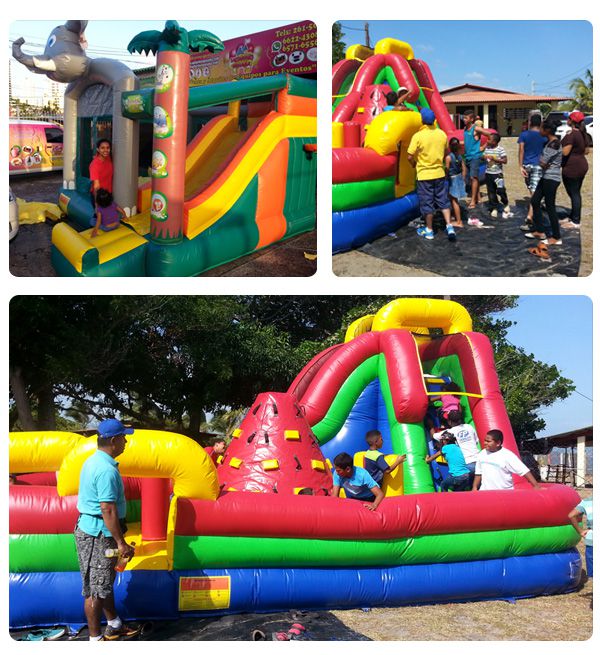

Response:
(483, 133), (512, 218)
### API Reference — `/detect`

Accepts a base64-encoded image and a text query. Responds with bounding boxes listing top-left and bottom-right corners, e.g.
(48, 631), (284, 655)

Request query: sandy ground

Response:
(8, 172), (317, 277)
(333, 138), (593, 277)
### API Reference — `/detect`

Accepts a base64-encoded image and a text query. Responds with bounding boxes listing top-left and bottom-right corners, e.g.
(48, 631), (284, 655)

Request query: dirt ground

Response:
(333, 138), (593, 277)
(8, 172), (317, 277)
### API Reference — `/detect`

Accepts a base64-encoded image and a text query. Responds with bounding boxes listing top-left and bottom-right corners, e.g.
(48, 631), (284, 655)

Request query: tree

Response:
(332, 22), (346, 65)
(537, 102), (552, 118)
(9, 296), (575, 441)
(568, 69), (593, 112)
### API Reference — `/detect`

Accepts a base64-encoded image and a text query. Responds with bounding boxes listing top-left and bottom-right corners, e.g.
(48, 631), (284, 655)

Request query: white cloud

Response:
(416, 43), (435, 53)
(465, 71), (485, 82)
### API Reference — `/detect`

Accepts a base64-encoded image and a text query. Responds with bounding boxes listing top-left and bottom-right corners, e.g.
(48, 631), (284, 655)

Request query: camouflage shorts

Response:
(74, 525), (117, 599)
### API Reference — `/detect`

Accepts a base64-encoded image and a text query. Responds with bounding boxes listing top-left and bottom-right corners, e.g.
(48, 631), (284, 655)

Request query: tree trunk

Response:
(37, 383), (57, 429)
(9, 365), (36, 430)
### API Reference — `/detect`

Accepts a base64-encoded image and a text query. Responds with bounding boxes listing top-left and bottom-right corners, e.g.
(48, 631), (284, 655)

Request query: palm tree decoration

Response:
(128, 21), (224, 244)
(568, 69), (593, 113)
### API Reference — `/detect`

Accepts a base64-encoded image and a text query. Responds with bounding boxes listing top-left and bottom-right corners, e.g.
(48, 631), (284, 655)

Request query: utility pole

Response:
(364, 22), (371, 48)
(531, 79), (536, 94)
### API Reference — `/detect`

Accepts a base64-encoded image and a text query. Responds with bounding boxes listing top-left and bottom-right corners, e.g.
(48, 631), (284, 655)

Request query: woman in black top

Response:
(561, 110), (589, 229)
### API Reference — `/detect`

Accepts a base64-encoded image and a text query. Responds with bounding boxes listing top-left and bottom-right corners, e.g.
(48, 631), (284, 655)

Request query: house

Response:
(440, 83), (572, 135)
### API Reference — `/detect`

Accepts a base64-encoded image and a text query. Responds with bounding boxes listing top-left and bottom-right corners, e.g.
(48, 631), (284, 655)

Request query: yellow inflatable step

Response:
(52, 222), (148, 273)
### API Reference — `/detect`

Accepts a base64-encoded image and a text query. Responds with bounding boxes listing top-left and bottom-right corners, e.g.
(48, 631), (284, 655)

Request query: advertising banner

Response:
(138, 21), (316, 88)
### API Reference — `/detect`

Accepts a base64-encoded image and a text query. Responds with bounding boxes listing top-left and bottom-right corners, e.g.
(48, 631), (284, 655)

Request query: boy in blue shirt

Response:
(517, 113), (547, 231)
(364, 429), (406, 485)
(425, 432), (471, 491)
(332, 452), (384, 511)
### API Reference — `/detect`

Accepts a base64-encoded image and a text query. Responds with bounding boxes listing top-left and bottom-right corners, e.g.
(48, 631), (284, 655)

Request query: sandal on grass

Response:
(528, 243), (551, 260)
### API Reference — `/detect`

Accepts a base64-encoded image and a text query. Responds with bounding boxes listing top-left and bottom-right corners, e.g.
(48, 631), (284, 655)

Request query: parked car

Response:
(9, 119), (63, 176)
(556, 114), (593, 145)
(9, 187), (19, 240)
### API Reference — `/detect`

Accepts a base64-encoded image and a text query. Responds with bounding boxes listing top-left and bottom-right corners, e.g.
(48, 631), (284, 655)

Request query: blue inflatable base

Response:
(332, 193), (421, 254)
(10, 550), (581, 629)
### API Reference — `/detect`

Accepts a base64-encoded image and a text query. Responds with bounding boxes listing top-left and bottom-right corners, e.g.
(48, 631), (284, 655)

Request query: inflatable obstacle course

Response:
(332, 38), (461, 252)
(9, 298), (582, 628)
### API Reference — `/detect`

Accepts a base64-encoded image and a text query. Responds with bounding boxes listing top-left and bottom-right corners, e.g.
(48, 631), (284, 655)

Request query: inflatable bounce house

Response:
(332, 38), (462, 253)
(12, 21), (316, 276)
(9, 298), (582, 629)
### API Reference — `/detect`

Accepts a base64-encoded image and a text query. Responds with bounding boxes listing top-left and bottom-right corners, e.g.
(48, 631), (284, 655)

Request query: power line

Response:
(534, 62), (592, 86)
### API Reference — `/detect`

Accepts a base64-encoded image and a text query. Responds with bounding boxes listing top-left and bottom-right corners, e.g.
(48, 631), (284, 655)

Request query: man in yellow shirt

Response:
(407, 108), (455, 241)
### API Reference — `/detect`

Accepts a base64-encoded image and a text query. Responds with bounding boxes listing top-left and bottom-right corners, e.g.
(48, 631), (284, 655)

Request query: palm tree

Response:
(128, 21), (224, 244)
(568, 69), (593, 113)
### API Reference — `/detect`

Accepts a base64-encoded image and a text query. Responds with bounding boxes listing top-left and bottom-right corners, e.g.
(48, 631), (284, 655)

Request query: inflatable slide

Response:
(9, 299), (582, 628)
(52, 74), (316, 276)
(332, 38), (461, 252)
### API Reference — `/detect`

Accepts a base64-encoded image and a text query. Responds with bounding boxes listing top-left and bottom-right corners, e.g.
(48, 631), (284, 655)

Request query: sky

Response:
(337, 21), (592, 96)
(9, 20), (292, 99)
(494, 296), (593, 437)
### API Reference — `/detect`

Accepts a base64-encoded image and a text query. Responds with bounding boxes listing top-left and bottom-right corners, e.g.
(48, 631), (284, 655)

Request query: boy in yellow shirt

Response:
(407, 108), (455, 241)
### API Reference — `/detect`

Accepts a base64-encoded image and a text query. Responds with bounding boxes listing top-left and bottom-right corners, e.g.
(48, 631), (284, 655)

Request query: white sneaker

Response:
(490, 209), (498, 218)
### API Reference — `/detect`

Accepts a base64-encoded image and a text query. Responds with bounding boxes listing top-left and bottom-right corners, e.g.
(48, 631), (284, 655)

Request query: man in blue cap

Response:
(74, 418), (140, 640)
(407, 108), (456, 241)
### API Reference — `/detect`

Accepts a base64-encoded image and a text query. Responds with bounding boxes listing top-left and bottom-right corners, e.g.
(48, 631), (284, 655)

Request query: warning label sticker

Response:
(178, 575), (231, 611)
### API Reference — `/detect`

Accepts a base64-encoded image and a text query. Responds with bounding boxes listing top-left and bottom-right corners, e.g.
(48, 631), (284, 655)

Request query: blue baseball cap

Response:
(97, 418), (134, 439)
(420, 108), (436, 125)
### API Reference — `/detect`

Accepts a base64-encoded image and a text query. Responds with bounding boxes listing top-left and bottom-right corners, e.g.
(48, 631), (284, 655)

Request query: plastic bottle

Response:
(105, 542), (136, 572)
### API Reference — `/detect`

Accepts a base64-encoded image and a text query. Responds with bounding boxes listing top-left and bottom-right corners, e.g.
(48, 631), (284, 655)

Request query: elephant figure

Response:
(12, 20), (91, 83)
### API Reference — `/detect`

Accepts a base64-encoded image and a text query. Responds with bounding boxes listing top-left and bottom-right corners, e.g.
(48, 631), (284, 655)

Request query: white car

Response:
(9, 187), (19, 240)
(556, 115), (593, 144)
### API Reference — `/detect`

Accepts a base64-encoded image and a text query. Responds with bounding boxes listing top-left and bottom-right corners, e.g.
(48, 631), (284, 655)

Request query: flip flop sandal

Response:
(251, 630), (267, 641)
(524, 231), (547, 239)
(541, 238), (563, 245)
(528, 244), (551, 260)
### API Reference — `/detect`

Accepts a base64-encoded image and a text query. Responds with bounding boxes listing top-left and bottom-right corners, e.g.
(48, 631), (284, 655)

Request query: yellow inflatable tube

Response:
(345, 44), (374, 61)
(344, 314), (375, 343)
(9, 431), (85, 474)
(364, 110), (423, 157)
(57, 429), (219, 500)
(372, 298), (473, 335)
(374, 38), (415, 60)
(332, 122), (344, 148)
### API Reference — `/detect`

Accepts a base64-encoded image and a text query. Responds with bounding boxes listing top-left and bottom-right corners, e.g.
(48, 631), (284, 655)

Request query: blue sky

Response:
(495, 296), (592, 437)
(337, 21), (592, 96)
(9, 20), (292, 96)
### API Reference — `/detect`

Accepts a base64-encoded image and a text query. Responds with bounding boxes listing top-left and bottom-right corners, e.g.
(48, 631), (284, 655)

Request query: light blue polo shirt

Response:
(333, 465), (379, 500)
(77, 449), (126, 537)
(576, 498), (593, 547)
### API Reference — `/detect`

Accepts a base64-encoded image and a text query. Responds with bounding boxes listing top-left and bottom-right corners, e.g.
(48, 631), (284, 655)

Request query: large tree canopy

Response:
(9, 296), (574, 441)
